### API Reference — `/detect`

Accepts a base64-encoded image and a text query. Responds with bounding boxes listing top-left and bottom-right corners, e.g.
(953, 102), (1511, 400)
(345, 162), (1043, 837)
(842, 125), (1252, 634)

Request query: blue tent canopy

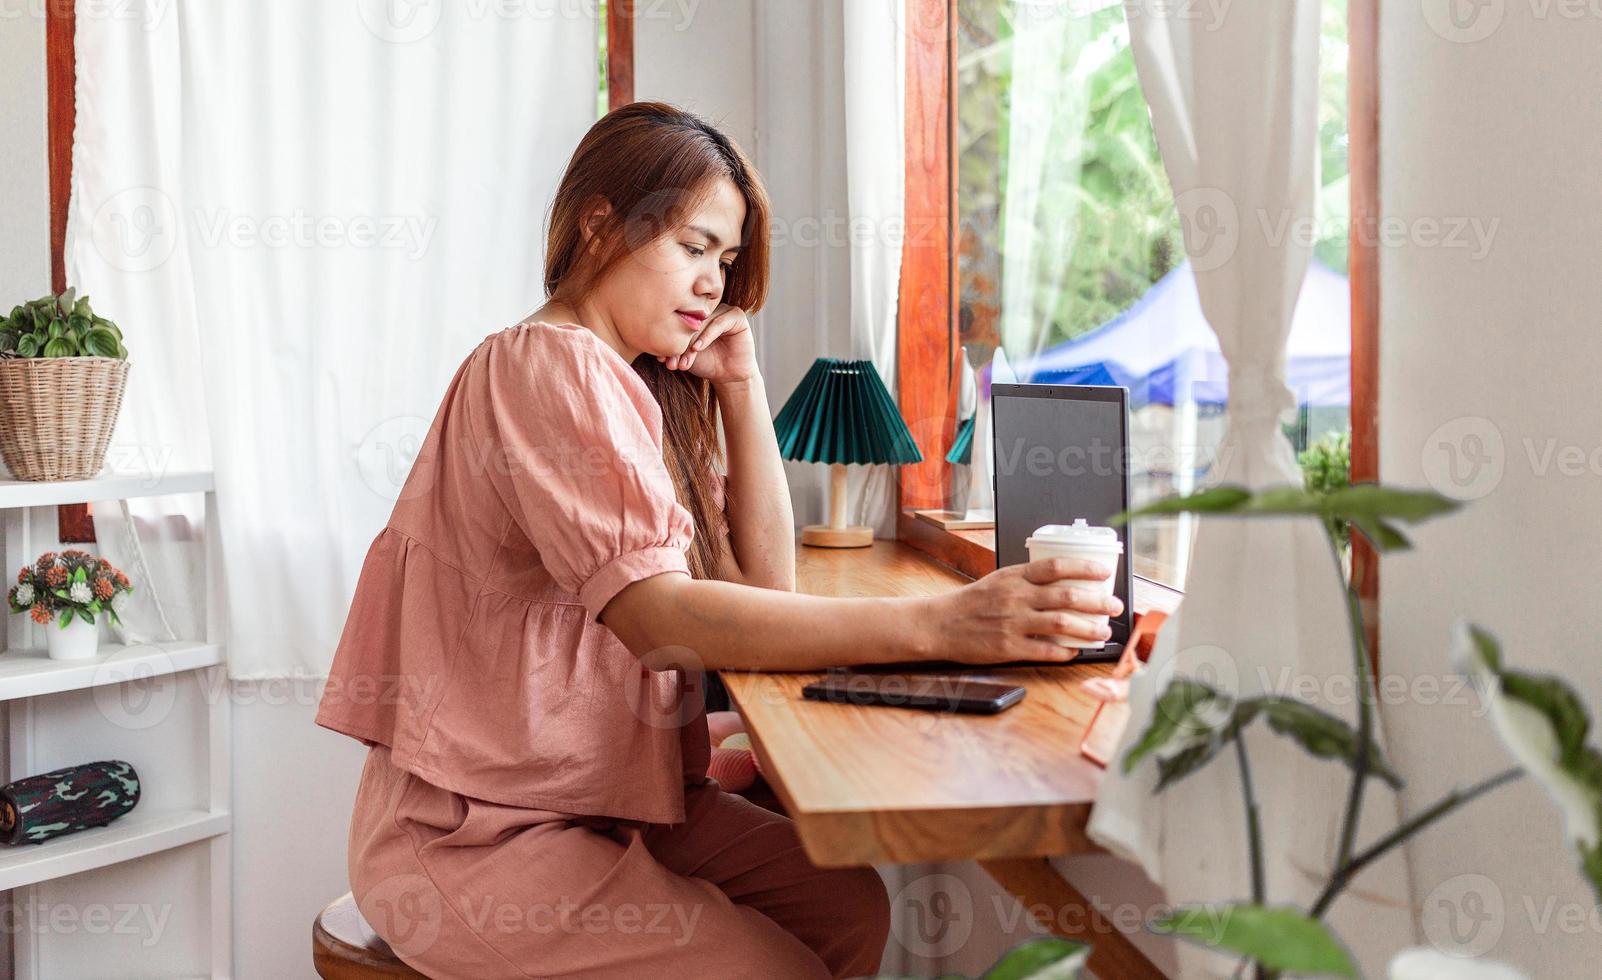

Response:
(996, 259), (1351, 408)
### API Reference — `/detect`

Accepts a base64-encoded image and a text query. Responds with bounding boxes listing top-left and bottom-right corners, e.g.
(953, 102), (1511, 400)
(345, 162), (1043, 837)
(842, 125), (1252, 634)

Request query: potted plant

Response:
(7, 550), (134, 660)
(0, 289), (130, 481)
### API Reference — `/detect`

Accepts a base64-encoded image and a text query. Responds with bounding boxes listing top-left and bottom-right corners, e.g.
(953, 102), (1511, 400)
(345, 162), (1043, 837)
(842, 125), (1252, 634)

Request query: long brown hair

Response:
(543, 102), (771, 581)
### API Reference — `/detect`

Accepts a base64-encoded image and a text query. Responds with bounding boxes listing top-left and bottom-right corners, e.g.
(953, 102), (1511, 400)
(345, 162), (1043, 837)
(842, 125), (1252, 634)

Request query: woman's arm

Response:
(600, 557), (1124, 673)
(711, 375), (796, 591)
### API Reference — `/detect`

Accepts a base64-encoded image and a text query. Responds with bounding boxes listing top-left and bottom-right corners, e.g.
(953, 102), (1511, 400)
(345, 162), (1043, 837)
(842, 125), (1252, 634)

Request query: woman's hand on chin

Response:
(657, 304), (757, 387)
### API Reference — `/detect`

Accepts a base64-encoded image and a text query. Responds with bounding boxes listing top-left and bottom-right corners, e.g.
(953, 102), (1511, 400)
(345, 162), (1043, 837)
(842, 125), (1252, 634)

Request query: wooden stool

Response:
(313, 892), (427, 979)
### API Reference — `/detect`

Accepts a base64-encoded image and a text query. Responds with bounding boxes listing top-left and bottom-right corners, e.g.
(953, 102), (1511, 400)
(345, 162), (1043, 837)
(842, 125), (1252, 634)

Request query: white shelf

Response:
(0, 474), (231, 976)
(0, 641), (223, 703)
(0, 470), (215, 509)
(0, 806), (229, 891)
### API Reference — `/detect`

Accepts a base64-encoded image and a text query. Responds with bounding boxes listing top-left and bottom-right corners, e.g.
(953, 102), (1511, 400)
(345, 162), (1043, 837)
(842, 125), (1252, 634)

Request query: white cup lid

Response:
(1026, 518), (1123, 551)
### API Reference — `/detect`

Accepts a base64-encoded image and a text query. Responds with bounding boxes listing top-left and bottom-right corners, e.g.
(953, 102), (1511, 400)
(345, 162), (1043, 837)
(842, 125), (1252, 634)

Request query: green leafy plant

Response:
(869, 482), (1591, 979)
(1298, 430), (1352, 550)
(7, 550), (133, 629)
(1096, 483), (1597, 978)
(0, 288), (128, 360)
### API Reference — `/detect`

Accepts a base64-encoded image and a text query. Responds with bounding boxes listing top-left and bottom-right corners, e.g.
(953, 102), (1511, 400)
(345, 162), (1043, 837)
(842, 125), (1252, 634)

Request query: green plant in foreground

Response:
(1109, 484), (1599, 979)
(875, 483), (1599, 980)
(0, 288), (128, 359)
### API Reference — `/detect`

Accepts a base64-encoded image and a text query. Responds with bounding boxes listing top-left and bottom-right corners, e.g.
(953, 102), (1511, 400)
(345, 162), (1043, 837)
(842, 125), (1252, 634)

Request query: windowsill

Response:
(895, 509), (1184, 619)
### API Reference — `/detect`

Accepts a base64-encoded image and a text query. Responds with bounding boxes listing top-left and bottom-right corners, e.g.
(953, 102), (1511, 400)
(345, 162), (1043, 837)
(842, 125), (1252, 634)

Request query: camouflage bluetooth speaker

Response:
(0, 760), (141, 845)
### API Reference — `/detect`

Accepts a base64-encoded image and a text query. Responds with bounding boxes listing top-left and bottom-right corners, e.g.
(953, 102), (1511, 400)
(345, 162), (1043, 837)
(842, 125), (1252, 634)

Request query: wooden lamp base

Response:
(801, 461), (875, 548)
(801, 524), (874, 548)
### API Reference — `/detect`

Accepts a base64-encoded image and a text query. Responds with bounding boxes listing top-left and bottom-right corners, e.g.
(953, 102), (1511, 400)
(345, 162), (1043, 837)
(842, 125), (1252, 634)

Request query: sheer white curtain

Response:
(68, 0), (597, 677)
(841, 0), (907, 538)
(1084, 2), (1416, 976)
(996, 5), (1090, 368)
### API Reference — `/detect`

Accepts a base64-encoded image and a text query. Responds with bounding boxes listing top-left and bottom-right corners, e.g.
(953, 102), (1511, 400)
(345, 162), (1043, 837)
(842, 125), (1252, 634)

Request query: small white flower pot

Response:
(45, 613), (100, 661)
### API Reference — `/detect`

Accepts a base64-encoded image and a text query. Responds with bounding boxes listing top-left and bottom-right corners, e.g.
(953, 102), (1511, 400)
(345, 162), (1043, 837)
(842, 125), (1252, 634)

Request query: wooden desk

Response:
(720, 538), (1169, 979)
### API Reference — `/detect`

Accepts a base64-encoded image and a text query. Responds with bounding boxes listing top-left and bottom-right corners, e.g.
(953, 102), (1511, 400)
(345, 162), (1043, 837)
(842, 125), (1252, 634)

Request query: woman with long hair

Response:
(316, 102), (1122, 978)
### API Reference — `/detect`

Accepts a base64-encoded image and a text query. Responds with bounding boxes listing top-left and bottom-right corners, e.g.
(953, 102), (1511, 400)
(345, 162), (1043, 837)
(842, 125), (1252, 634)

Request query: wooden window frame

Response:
(606, 0), (635, 110)
(47, 0), (94, 543)
(894, 0), (1382, 654)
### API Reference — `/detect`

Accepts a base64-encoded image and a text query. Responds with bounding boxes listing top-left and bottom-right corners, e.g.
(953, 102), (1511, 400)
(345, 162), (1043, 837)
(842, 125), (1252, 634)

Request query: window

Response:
(903, 0), (1363, 594)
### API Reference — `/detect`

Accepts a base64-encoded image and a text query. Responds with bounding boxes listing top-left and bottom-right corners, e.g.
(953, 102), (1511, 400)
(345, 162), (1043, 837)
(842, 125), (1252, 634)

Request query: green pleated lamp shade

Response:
(772, 358), (924, 466)
(945, 414), (975, 465)
(774, 358), (922, 548)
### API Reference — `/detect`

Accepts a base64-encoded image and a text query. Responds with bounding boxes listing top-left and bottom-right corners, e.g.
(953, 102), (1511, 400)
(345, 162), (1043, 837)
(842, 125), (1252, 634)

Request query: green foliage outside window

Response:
(957, 0), (1351, 352)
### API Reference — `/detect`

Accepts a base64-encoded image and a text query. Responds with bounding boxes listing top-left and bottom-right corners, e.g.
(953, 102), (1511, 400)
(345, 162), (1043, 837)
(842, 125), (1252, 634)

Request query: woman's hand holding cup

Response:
(1023, 520), (1124, 650)
(918, 554), (1126, 666)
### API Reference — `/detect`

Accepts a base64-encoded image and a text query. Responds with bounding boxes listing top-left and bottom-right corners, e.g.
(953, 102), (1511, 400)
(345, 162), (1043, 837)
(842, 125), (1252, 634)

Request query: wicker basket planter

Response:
(0, 356), (130, 482)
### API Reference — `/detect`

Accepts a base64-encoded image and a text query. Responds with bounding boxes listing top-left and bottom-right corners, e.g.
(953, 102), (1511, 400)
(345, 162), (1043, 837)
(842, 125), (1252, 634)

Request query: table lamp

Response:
(773, 357), (923, 548)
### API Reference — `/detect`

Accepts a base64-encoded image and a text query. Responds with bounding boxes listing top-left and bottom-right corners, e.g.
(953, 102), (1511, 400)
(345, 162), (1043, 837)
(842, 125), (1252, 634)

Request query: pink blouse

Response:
(315, 320), (726, 824)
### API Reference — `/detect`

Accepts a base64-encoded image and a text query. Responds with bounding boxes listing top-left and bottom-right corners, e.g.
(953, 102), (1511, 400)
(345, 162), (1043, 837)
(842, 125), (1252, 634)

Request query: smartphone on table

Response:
(800, 671), (1026, 715)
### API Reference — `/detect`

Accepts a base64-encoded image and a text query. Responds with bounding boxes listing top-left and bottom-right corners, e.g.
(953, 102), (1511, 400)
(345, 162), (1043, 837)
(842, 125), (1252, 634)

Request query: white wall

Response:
(1378, 4), (1602, 976)
(1, 12), (50, 977)
(233, 685), (367, 979)
(1, 9), (51, 307)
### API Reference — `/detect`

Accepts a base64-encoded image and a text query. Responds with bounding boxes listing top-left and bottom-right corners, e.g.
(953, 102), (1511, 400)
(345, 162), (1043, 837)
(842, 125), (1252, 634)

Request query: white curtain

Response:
(68, 0), (597, 677)
(841, 0), (906, 538)
(1084, 2), (1417, 977)
(996, 4), (1090, 368)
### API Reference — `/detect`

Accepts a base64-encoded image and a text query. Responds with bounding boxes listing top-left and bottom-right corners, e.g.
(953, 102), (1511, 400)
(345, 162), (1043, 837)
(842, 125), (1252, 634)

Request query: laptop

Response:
(844, 383), (1134, 673)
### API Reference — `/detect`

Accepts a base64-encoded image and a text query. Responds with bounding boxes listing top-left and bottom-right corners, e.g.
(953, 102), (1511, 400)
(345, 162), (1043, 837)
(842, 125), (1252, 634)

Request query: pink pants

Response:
(346, 745), (891, 979)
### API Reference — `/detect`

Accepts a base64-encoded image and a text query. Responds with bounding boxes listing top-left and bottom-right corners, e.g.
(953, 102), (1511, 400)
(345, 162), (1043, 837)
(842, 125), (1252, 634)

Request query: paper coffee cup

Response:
(1025, 519), (1123, 649)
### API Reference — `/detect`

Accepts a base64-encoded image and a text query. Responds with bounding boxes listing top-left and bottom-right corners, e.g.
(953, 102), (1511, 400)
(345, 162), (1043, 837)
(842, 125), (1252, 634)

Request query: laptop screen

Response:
(990, 383), (1134, 646)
